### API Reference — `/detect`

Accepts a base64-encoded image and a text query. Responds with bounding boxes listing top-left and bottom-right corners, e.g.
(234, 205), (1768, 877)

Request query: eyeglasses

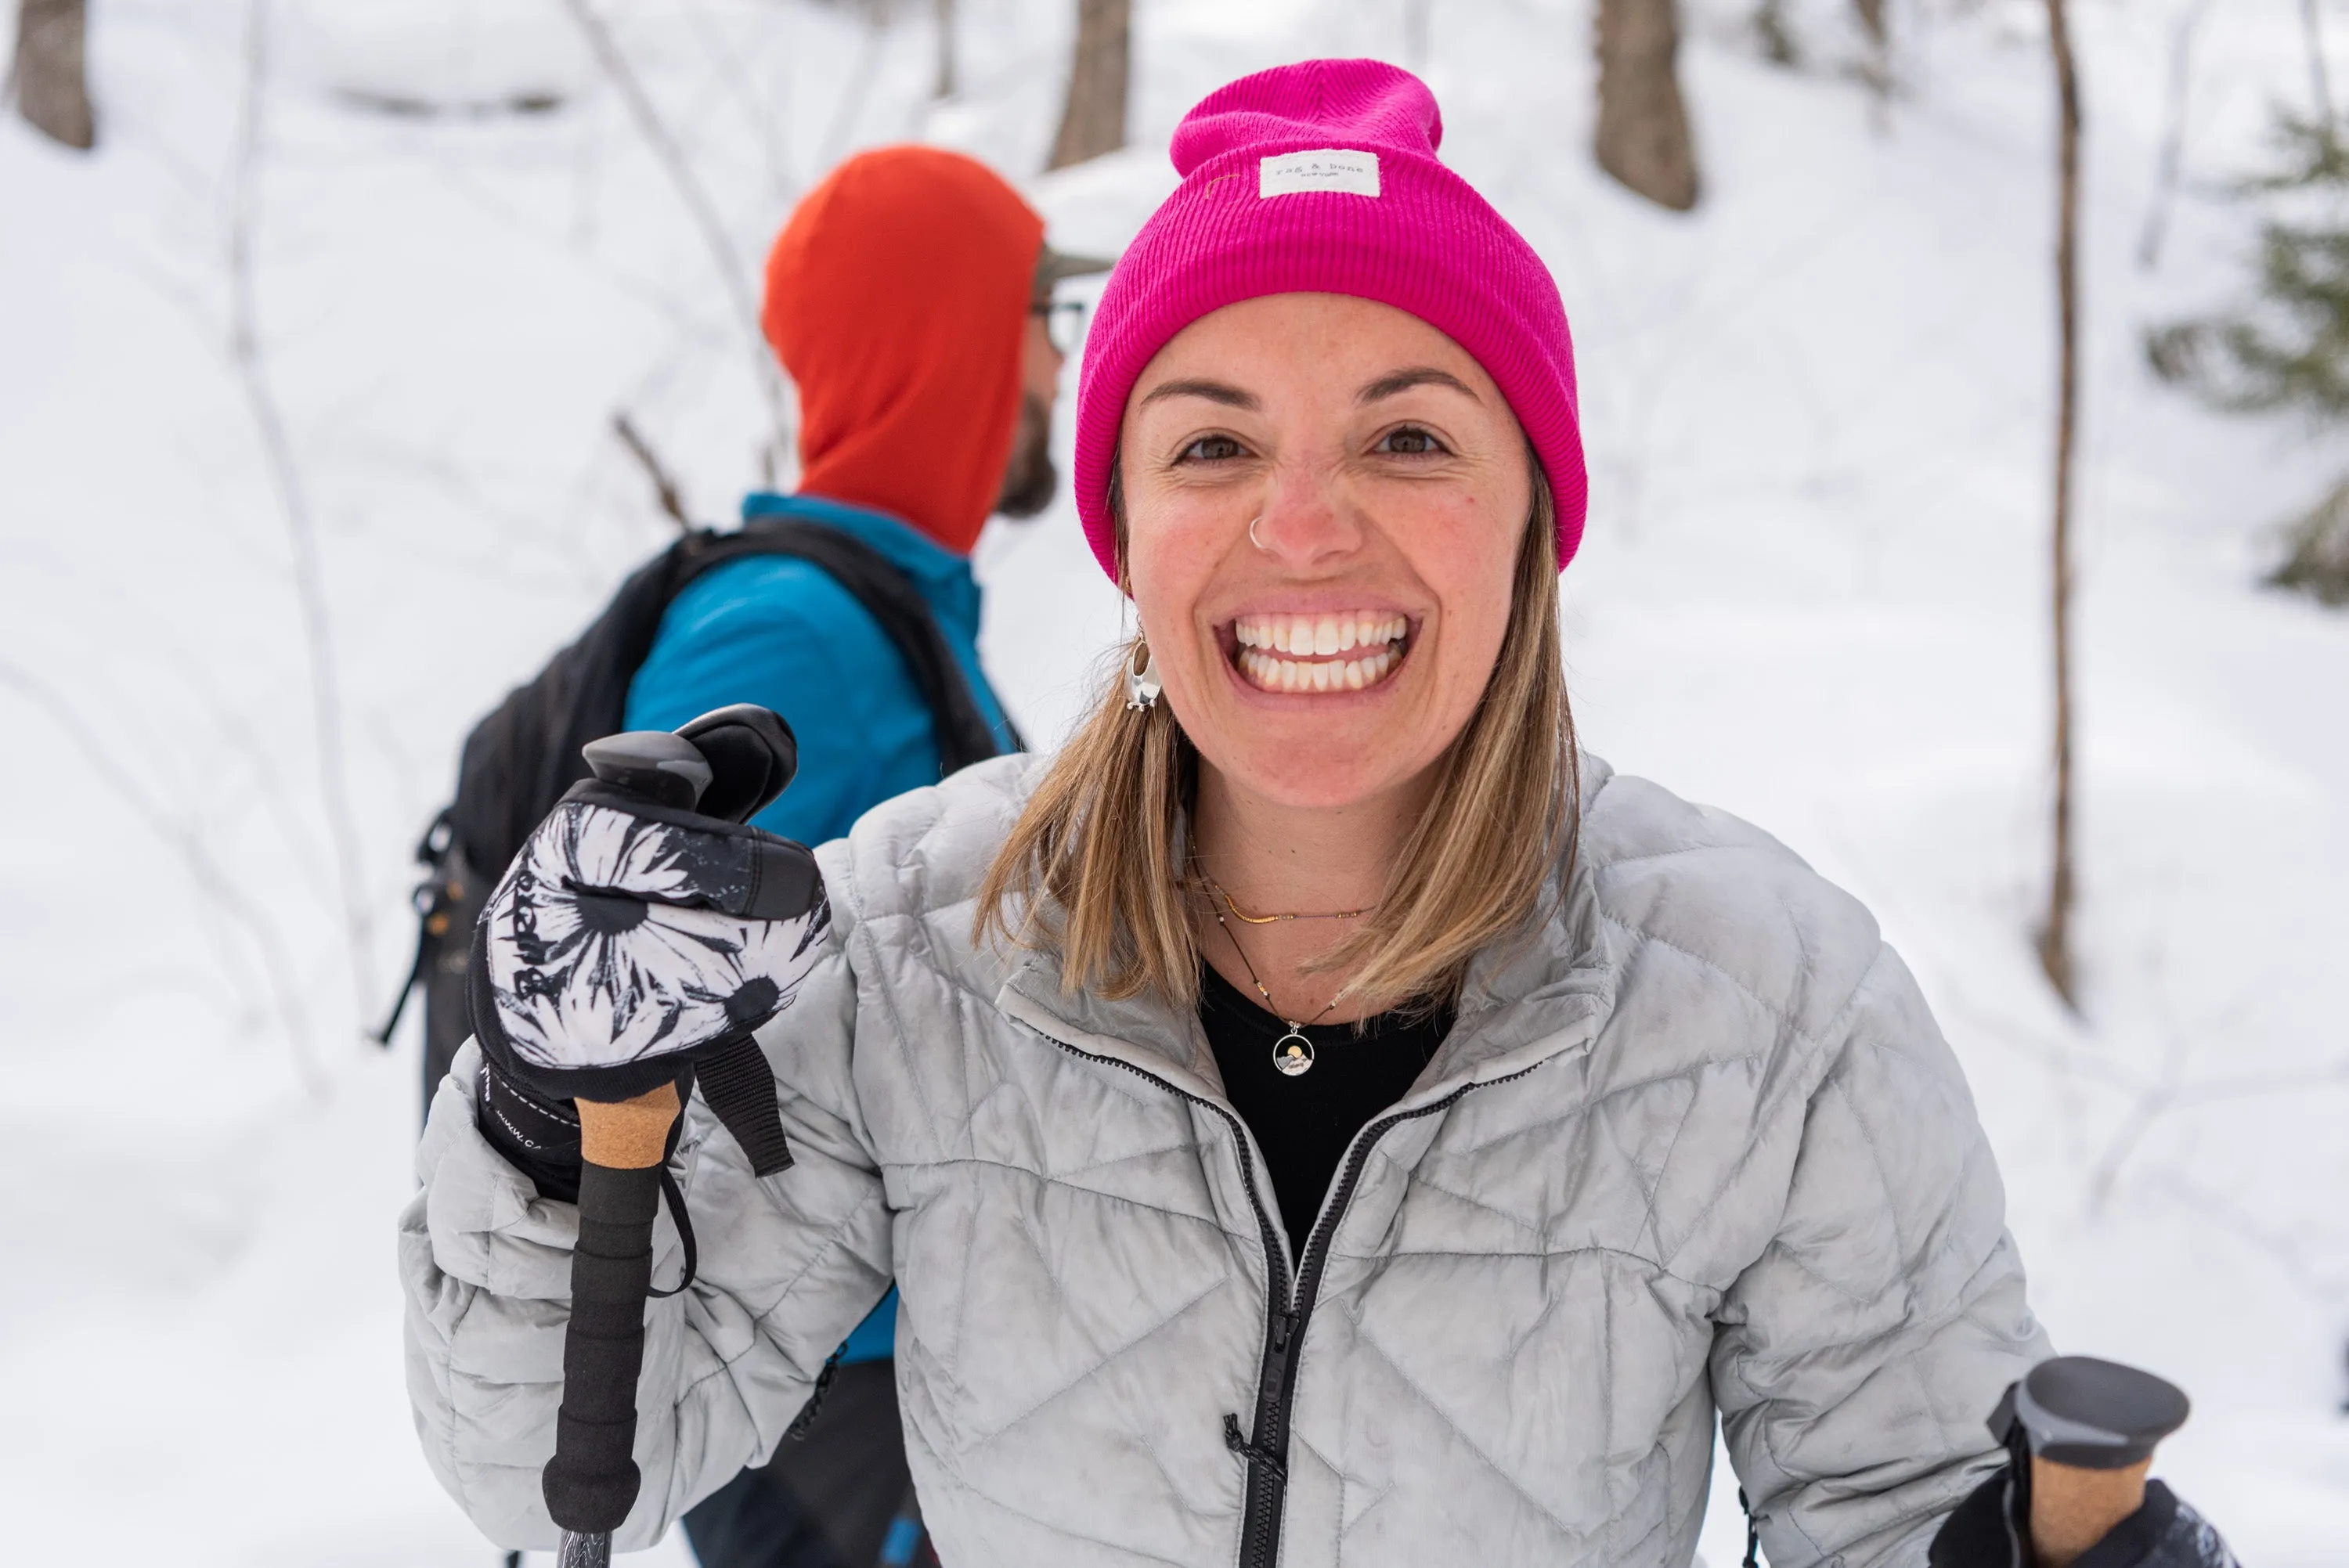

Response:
(1031, 297), (1092, 355)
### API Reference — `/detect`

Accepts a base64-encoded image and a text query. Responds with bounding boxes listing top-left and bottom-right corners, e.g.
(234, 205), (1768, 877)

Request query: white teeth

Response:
(1235, 644), (1403, 694)
(1229, 614), (1411, 695)
(1231, 612), (1407, 654)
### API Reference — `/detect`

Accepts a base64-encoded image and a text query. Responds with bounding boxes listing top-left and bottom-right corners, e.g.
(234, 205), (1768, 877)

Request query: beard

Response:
(993, 392), (1059, 520)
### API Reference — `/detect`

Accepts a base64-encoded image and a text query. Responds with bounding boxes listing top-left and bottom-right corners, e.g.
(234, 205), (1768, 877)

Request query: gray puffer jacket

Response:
(402, 753), (2047, 1566)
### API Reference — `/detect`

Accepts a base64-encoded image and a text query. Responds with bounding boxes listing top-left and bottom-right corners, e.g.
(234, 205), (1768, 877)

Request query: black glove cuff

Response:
(474, 1053), (691, 1204)
(476, 1054), (585, 1203)
(1928, 1465), (2020, 1568)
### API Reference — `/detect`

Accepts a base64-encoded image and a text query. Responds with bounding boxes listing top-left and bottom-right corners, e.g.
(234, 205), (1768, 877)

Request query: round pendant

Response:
(1272, 1030), (1316, 1076)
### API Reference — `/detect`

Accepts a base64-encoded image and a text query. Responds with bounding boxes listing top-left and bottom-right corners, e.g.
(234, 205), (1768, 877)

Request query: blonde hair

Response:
(975, 468), (1578, 1015)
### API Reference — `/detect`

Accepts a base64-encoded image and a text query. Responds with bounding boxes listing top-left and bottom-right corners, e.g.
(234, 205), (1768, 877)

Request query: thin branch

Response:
(0, 658), (324, 1097)
(2086, 1004), (2196, 1213)
(2304, 0), (2336, 133)
(820, 0), (896, 174)
(2090, 1053), (2349, 1216)
(2138, 0), (2214, 270)
(934, 0), (958, 99)
(613, 413), (695, 531)
(560, 0), (793, 456)
(2144, 1169), (2349, 1301)
(229, 0), (377, 1026)
(681, 0), (799, 211)
(2162, 1056), (2349, 1105)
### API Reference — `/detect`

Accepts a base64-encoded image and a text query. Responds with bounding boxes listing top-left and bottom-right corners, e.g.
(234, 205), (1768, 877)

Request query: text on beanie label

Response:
(1258, 148), (1381, 200)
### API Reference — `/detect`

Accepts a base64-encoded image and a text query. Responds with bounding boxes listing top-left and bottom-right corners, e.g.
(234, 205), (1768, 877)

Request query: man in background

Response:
(626, 145), (1103, 1568)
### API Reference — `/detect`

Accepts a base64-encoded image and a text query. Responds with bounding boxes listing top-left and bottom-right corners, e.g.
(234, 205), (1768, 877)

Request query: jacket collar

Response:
(739, 490), (984, 642)
(995, 755), (1620, 1115)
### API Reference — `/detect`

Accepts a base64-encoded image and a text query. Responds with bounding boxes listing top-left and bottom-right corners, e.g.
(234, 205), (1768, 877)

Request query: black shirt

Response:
(1197, 963), (1453, 1261)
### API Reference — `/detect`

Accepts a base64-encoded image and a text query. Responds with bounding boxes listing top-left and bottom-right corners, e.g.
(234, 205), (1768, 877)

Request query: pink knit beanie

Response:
(1072, 58), (1587, 582)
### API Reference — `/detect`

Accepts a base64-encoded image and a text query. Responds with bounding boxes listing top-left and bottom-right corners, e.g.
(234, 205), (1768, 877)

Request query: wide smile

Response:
(1228, 611), (1413, 694)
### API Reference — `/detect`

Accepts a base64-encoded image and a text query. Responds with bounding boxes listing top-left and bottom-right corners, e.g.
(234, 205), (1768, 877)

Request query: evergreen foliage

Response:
(2149, 113), (2349, 604)
(2271, 478), (2349, 604)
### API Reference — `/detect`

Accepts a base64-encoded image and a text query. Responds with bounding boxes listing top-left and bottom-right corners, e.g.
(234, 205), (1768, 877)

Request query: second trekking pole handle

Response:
(2002, 1355), (2191, 1568)
(544, 1080), (683, 1566)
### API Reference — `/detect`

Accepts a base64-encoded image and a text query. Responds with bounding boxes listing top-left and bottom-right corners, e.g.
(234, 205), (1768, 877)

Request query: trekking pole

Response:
(1995, 1355), (2191, 1566)
(541, 729), (721, 1568)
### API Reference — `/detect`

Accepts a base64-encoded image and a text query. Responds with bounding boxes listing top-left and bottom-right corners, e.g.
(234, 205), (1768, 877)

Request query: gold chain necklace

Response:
(1200, 873), (1377, 926)
(1199, 874), (1376, 1078)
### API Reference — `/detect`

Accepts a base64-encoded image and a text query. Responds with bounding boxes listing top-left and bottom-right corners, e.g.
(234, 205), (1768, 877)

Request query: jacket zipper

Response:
(1031, 1023), (1543, 1568)
(1232, 1085), (1481, 1568)
(1025, 1036), (1296, 1561)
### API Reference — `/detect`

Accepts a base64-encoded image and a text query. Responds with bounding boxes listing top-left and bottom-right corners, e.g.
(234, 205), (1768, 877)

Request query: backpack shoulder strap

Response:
(684, 521), (1015, 775)
(445, 530), (716, 881)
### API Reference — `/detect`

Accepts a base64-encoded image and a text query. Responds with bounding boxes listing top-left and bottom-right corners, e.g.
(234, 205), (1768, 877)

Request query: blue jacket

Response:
(625, 492), (1017, 1361)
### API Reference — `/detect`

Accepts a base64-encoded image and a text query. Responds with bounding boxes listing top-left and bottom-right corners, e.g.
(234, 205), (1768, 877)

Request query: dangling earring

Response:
(1124, 638), (1162, 712)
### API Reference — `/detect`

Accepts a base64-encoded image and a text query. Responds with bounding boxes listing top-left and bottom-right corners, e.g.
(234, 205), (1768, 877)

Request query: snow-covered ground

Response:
(3, 0), (2344, 1562)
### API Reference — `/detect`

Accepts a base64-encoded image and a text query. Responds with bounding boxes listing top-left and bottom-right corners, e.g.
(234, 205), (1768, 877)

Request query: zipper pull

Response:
(1224, 1412), (1288, 1481)
(1269, 1309), (1294, 1354)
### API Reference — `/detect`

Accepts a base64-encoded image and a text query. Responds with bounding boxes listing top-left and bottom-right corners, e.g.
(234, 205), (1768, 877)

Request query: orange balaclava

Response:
(762, 147), (1045, 557)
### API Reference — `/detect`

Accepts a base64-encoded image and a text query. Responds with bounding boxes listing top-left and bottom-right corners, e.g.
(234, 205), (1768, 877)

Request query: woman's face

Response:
(1119, 292), (1533, 812)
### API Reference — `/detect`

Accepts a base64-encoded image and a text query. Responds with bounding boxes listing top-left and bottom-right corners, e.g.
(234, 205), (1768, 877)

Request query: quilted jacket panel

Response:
(401, 755), (2047, 1566)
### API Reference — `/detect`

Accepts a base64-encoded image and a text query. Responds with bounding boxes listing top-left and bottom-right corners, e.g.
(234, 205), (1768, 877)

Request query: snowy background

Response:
(3, 0), (2345, 1562)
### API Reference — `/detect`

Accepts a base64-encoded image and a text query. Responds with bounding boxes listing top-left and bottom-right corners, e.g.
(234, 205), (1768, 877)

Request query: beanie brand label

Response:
(1258, 149), (1381, 199)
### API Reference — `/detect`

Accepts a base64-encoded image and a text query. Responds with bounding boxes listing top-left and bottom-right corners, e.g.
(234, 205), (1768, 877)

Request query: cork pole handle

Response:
(579, 1080), (682, 1168)
(2030, 1454), (2152, 1568)
(2004, 1357), (2189, 1568)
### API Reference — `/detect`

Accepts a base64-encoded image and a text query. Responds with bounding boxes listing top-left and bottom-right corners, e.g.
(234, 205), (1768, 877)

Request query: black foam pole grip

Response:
(544, 1160), (664, 1534)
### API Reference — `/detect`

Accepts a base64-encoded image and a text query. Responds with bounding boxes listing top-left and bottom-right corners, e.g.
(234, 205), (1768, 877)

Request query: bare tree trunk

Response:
(1594, 0), (1698, 211)
(1854, 0), (1890, 104)
(13, 0), (96, 150)
(1048, 0), (1128, 171)
(2037, 0), (2084, 1008)
(933, 0), (957, 99)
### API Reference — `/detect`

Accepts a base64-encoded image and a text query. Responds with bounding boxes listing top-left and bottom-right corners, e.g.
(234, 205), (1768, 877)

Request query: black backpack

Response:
(378, 518), (1016, 1107)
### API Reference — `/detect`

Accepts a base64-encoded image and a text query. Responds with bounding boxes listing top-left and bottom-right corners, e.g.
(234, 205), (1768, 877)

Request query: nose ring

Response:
(1247, 515), (1268, 553)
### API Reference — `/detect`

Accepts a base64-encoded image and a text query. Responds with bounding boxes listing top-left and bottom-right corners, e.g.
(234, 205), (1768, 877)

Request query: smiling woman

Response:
(978, 292), (1572, 1021)
(402, 56), (2210, 1568)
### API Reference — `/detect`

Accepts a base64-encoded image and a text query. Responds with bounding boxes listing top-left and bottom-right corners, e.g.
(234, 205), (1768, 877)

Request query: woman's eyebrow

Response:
(1358, 366), (1480, 403)
(1138, 378), (1260, 411)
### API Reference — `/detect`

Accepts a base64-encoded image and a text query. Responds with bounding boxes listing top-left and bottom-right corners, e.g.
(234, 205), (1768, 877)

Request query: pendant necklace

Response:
(1200, 874), (1377, 1078)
